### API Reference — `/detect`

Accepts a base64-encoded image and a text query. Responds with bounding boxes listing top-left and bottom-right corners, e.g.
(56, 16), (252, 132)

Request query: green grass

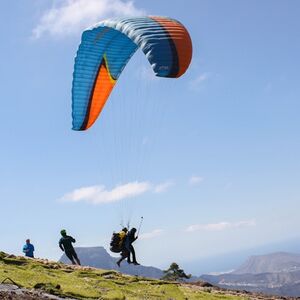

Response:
(0, 252), (248, 300)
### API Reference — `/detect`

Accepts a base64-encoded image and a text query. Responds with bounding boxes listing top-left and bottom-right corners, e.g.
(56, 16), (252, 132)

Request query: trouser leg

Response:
(130, 245), (137, 263)
(117, 250), (128, 266)
(73, 251), (81, 265)
(65, 251), (76, 264)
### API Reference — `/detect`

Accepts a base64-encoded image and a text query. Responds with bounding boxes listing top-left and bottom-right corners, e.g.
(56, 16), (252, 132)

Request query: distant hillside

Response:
(59, 246), (163, 279)
(232, 252), (300, 274)
(183, 237), (300, 275)
(0, 251), (266, 300)
(201, 252), (300, 297)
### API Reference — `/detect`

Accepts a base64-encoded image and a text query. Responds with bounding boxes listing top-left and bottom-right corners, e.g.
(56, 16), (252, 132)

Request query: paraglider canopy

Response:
(72, 16), (192, 131)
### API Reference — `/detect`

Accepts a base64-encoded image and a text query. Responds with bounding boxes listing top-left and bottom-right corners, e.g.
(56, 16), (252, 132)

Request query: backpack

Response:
(109, 232), (122, 253)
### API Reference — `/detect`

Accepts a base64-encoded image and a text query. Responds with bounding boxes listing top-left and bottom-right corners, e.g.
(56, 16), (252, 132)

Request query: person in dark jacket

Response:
(59, 229), (81, 265)
(125, 227), (140, 265)
(23, 239), (35, 258)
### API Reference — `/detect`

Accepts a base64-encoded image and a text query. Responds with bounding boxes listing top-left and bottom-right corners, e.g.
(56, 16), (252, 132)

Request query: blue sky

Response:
(0, 0), (300, 275)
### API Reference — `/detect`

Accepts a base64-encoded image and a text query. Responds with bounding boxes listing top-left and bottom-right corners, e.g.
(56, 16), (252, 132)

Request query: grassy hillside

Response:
(0, 252), (251, 299)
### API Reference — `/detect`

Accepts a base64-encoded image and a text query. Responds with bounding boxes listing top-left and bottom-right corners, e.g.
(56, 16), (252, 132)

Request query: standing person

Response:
(23, 239), (35, 258)
(59, 229), (81, 265)
(125, 228), (140, 265)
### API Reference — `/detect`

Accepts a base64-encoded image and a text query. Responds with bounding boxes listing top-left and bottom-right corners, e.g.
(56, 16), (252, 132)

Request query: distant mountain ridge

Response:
(201, 252), (300, 297)
(232, 252), (300, 274)
(59, 246), (163, 279)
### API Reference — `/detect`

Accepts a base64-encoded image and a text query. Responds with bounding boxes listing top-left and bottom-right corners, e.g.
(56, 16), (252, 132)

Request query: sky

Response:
(0, 0), (300, 275)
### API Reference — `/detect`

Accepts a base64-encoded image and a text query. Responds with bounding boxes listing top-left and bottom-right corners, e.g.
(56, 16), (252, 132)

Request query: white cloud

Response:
(189, 73), (210, 91)
(154, 181), (174, 193)
(186, 220), (256, 232)
(189, 176), (204, 186)
(33, 0), (145, 38)
(60, 181), (151, 204)
(60, 179), (174, 205)
(139, 229), (164, 240)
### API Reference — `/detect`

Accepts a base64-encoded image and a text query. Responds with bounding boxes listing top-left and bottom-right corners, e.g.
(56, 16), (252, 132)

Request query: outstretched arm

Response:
(59, 240), (64, 252)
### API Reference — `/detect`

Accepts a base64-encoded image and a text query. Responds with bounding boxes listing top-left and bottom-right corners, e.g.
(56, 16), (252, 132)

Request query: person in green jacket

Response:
(59, 229), (81, 265)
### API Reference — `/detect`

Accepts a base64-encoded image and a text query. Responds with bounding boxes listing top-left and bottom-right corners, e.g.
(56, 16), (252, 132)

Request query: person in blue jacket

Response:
(23, 239), (35, 258)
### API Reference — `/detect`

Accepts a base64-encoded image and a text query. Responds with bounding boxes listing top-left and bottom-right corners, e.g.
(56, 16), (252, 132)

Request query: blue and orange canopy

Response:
(72, 16), (193, 130)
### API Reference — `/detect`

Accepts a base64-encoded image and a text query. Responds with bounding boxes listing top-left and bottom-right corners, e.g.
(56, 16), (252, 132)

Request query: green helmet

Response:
(60, 229), (67, 236)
